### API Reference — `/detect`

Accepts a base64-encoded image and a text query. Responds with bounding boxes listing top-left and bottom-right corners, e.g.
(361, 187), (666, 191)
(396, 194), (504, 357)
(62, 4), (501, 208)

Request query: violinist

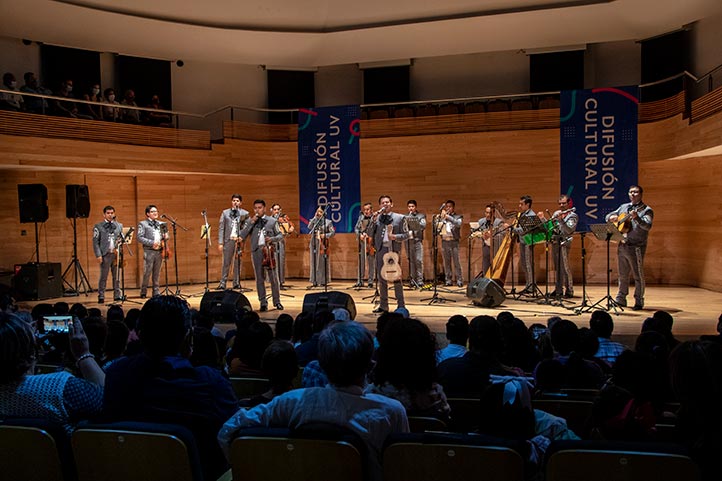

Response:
(240, 199), (283, 312)
(308, 206), (335, 287)
(438, 200), (464, 287)
(218, 194), (249, 290)
(537, 195), (578, 298)
(137, 204), (169, 298)
(93, 205), (123, 303)
(405, 200), (427, 288)
(271, 203), (293, 288)
(605, 185), (654, 310)
(354, 202), (376, 288)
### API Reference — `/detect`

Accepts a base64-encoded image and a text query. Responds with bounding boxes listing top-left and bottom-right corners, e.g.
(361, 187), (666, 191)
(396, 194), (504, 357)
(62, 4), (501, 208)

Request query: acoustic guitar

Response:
(380, 225), (402, 282)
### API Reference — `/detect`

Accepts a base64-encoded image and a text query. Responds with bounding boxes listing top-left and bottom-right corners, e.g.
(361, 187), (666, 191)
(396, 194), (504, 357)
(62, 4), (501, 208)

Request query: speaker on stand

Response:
(62, 184), (92, 296)
(17, 184), (49, 263)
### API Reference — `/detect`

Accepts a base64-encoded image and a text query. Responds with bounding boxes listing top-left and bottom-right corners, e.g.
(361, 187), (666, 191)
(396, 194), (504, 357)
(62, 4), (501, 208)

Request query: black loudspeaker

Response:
(17, 184), (49, 223)
(65, 184), (91, 219)
(200, 290), (252, 322)
(302, 291), (357, 320)
(13, 263), (63, 301)
(466, 278), (506, 308)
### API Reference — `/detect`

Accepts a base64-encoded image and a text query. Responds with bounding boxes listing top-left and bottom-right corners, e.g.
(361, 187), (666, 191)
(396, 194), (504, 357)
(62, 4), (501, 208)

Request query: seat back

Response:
(229, 377), (270, 398)
(72, 422), (202, 481)
(383, 432), (525, 481)
(0, 422), (65, 481)
(407, 416), (448, 433)
(446, 398), (481, 433)
(532, 399), (593, 437)
(545, 440), (699, 481)
(230, 427), (364, 481)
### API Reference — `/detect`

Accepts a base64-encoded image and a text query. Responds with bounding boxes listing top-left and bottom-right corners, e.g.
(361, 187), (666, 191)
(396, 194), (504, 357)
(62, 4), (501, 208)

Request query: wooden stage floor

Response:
(19, 280), (721, 339)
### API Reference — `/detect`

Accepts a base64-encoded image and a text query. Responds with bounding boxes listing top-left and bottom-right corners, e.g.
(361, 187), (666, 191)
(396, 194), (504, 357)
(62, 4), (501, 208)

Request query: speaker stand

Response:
(62, 217), (92, 296)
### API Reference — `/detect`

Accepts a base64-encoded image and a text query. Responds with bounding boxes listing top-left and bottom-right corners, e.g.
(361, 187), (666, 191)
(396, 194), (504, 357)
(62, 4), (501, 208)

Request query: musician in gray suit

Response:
(538, 195), (578, 298)
(308, 207), (335, 287)
(439, 200), (464, 287)
(474, 204), (505, 276)
(354, 202), (376, 288)
(240, 199), (283, 312)
(218, 194), (249, 290)
(513, 195), (537, 292)
(93, 205), (123, 303)
(605, 185), (654, 310)
(405, 200), (426, 288)
(137, 204), (168, 298)
(369, 195), (410, 313)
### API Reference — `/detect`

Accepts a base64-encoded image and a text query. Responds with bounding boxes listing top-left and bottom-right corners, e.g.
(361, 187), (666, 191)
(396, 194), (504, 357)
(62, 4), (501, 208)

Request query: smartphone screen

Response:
(43, 315), (73, 333)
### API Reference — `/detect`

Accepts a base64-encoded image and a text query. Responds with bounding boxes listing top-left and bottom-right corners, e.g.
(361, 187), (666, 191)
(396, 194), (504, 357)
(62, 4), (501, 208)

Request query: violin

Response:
(277, 212), (297, 237)
(159, 223), (171, 259)
(365, 236), (376, 256)
(262, 244), (276, 269)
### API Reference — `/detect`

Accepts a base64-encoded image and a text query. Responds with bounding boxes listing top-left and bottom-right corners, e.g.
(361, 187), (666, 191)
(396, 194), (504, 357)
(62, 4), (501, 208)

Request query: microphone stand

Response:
(573, 232), (591, 313)
(162, 213), (189, 298)
(307, 215), (321, 290)
(421, 211), (454, 305)
(189, 211), (211, 297)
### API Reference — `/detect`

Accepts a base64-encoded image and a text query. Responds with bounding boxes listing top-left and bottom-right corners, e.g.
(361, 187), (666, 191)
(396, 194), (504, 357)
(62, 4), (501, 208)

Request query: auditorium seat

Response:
(464, 101), (485, 113)
(393, 106), (415, 118)
(229, 377), (271, 398)
(416, 104), (438, 116)
(438, 103), (462, 115)
(0, 419), (67, 481)
(487, 99), (510, 112)
(407, 416), (448, 433)
(511, 98), (534, 111)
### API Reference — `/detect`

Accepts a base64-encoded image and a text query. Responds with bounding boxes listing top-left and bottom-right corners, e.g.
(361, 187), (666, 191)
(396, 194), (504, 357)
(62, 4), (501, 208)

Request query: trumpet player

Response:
(438, 200), (464, 287)
(538, 195), (578, 298)
(218, 194), (249, 290)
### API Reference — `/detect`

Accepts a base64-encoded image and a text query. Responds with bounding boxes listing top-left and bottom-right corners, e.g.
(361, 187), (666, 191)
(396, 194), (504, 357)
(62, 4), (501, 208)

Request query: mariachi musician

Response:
(513, 195), (537, 292)
(537, 195), (578, 298)
(405, 200), (427, 288)
(271, 203), (295, 288)
(240, 199), (283, 312)
(354, 202), (376, 288)
(137, 204), (168, 298)
(473, 204), (505, 276)
(308, 206), (335, 287)
(218, 194), (249, 290)
(438, 199), (464, 287)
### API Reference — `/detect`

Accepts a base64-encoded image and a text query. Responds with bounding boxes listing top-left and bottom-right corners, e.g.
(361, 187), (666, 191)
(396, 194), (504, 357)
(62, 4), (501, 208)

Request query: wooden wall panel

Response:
(1, 107), (722, 291)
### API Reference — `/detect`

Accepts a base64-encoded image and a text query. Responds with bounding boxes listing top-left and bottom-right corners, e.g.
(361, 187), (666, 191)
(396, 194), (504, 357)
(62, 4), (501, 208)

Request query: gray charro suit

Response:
(354, 214), (376, 286)
(308, 217), (335, 286)
(605, 201), (653, 307)
(240, 214), (283, 309)
(405, 211), (427, 286)
(439, 212), (463, 285)
(93, 220), (123, 300)
(550, 208), (578, 296)
(218, 207), (249, 288)
(513, 209), (537, 289)
(137, 218), (167, 297)
(369, 212), (409, 311)
(474, 217), (504, 276)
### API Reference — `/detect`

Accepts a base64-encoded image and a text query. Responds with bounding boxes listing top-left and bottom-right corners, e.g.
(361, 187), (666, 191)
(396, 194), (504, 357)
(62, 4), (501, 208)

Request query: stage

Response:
(17, 280), (721, 340)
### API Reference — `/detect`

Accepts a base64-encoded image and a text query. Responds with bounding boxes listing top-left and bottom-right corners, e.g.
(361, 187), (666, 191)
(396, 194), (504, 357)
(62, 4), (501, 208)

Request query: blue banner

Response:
(560, 86), (639, 232)
(298, 105), (361, 233)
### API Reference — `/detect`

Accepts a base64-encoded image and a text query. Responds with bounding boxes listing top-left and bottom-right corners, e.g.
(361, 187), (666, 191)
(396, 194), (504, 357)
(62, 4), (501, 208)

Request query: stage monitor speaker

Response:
(302, 291), (357, 320)
(66, 184), (91, 218)
(13, 263), (63, 301)
(466, 277), (505, 308)
(200, 290), (252, 322)
(18, 184), (49, 223)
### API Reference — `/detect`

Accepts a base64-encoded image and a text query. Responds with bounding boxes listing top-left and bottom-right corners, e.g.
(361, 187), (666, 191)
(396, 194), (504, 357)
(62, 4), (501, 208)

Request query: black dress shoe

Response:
(216, 284), (226, 290)
(114, 296), (124, 302)
(632, 303), (644, 311)
(367, 282), (374, 288)
(139, 293), (147, 299)
(97, 298), (104, 304)
(275, 303), (284, 310)
(232, 284), (241, 289)
(260, 305), (268, 312)
(372, 307), (387, 314)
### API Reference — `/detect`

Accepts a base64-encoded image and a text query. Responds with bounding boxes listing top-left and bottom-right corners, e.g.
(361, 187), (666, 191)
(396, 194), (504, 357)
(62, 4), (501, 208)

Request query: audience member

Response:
(144, 94), (172, 126)
(295, 309), (334, 366)
(578, 327), (612, 375)
(499, 314), (540, 373)
(239, 340), (298, 407)
(226, 320), (273, 377)
(106, 304), (124, 322)
(589, 310), (627, 366)
(101, 87), (120, 121)
(0, 311), (104, 434)
(367, 317), (450, 422)
(669, 341), (722, 481)
(51, 79), (80, 118)
(652, 310), (680, 349)
(332, 307), (351, 321)
(81, 315), (108, 360)
(0, 72), (23, 111)
(274, 313), (294, 342)
(80, 83), (102, 120)
(54, 301), (70, 315)
(291, 311), (313, 347)
(19, 72), (48, 114)
(69, 302), (88, 320)
(121, 89), (140, 124)
(438, 315), (519, 398)
(218, 321), (409, 481)
(102, 320), (129, 370)
(436, 314), (468, 364)
(190, 326), (222, 369)
(534, 319), (605, 391)
(700, 313), (722, 344)
(102, 295), (237, 481)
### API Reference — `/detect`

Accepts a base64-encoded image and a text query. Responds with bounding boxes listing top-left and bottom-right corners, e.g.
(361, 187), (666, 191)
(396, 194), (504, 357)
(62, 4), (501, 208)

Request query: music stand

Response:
(116, 227), (141, 305)
(585, 223), (626, 313)
(517, 215), (544, 299)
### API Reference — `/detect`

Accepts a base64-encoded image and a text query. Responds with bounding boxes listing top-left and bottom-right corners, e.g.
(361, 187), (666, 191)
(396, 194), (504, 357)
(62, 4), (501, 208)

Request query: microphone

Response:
(201, 209), (206, 216)
(160, 214), (167, 219)
(439, 203), (446, 211)
(112, 215), (116, 220)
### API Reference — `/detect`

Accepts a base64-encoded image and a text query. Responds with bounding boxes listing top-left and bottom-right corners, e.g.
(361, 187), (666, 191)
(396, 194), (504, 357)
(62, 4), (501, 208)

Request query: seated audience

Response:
(367, 317), (450, 421)
(0, 72), (23, 111)
(0, 311), (104, 434)
(80, 83), (102, 120)
(20, 72), (48, 114)
(589, 310), (627, 366)
(239, 340), (298, 407)
(121, 89), (140, 124)
(499, 313), (540, 373)
(51, 79), (80, 118)
(295, 310), (334, 366)
(101, 87), (120, 121)
(438, 315), (519, 398)
(700, 313), (722, 344)
(274, 313), (294, 342)
(190, 326), (222, 369)
(578, 327), (612, 375)
(102, 320), (129, 370)
(102, 295), (238, 481)
(226, 320), (273, 377)
(436, 314), (468, 364)
(144, 94), (172, 126)
(669, 341), (722, 481)
(218, 321), (409, 481)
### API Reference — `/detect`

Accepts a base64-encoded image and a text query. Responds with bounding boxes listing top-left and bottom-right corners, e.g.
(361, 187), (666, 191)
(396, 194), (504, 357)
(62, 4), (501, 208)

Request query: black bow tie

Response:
(381, 214), (392, 225)
(150, 220), (158, 228)
(104, 222), (114, 231)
